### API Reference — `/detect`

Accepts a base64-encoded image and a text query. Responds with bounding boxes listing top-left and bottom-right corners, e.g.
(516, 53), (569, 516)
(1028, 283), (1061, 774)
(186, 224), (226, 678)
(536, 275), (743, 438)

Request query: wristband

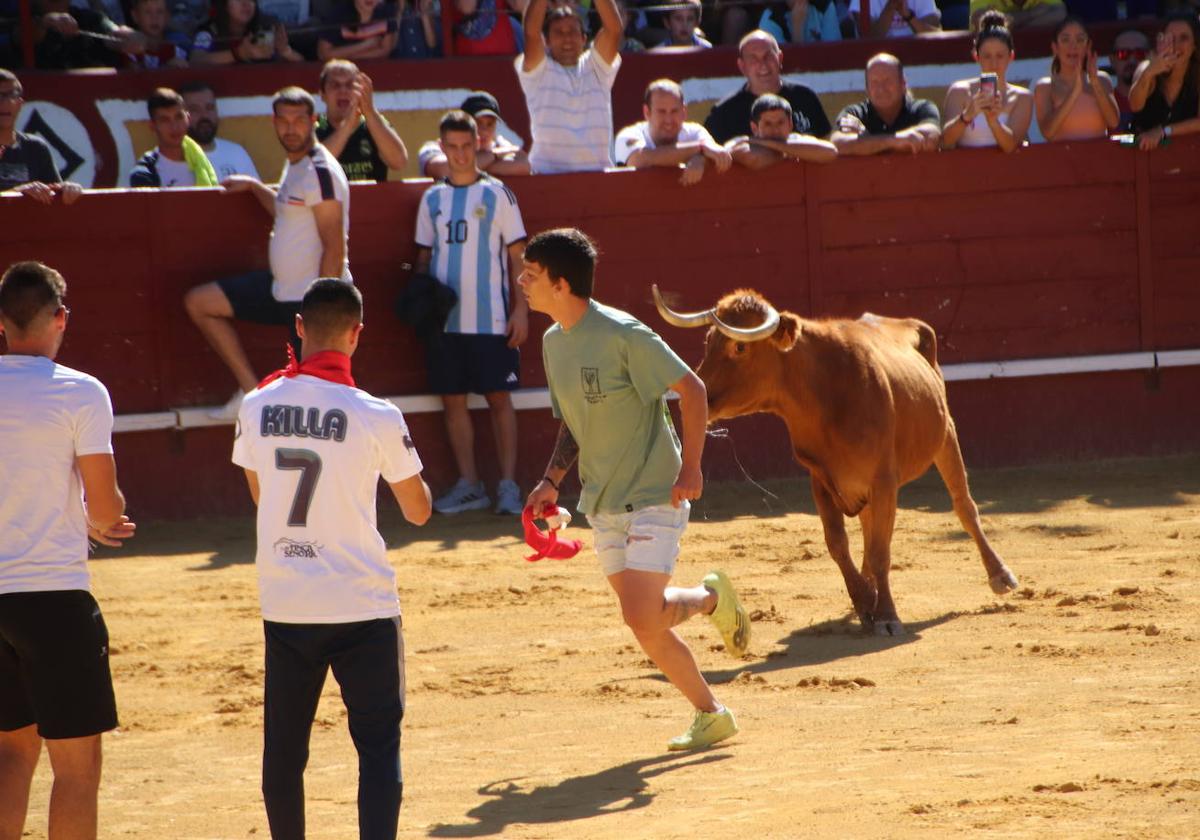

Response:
(542, 475), (559, 490)
(1163, 124), (1173, 138)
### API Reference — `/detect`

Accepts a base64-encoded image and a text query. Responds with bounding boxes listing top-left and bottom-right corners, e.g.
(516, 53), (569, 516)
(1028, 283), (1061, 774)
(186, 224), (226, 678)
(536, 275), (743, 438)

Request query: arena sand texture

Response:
(21, 454), (1200, 839)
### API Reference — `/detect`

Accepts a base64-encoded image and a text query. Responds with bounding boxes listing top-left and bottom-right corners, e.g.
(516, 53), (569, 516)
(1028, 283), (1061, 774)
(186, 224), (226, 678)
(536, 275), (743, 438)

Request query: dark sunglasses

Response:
(1114, 48), (1148, 61)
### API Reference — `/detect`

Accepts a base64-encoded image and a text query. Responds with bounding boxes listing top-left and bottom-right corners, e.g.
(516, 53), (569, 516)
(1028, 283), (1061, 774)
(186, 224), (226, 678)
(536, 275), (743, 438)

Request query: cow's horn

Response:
(712, 305), (781, 342)
(652, 284), (715, 329)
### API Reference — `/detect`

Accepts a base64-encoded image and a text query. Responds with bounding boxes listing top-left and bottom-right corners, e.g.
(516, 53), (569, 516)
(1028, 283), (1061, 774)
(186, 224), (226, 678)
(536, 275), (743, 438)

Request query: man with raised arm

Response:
(516, 0), (623, 173)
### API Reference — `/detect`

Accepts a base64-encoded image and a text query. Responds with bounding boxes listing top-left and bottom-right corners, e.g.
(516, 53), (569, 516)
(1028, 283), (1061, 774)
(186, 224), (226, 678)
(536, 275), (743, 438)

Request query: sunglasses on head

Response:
(1114, 48), (1148, 60)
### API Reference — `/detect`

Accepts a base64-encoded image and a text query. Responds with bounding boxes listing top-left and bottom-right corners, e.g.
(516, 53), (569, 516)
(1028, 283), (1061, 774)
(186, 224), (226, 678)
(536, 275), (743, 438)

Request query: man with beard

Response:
(184, 87), (351, 421)
(1107, 28), (1151, 131)
(614, 78), (731, 186)
(180, 81), (259, 180)
(129, 87), (218, 187)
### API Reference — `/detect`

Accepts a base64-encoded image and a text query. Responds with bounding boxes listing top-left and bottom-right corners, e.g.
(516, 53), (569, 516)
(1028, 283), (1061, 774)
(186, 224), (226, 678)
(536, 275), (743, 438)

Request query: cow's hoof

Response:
(873, 619), (906, 637)
(989, 568), (1019, 594)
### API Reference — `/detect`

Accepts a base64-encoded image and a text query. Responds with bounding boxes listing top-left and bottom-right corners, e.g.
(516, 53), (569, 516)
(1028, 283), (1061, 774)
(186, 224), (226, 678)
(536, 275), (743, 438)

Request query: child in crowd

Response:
(123, 0), (190, 68)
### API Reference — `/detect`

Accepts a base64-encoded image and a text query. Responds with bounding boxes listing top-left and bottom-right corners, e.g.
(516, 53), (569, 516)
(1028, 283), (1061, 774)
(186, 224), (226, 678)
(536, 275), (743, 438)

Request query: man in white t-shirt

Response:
(232, 278), (431, 839)
(614, 78), (731, 186)
(414, 110), (528, 516)
(181, 81), (260, 181)
(183, 87), (351, 422)
(0, 261), (136, 840)
(516, 0), (623, 174)
(858, 0), (941, 39)
(129, 87), (218, 188)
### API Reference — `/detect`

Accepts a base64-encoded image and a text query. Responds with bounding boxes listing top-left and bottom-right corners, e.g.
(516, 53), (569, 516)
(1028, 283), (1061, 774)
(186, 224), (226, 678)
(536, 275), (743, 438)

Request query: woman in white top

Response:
(942, 11), (1033, 152)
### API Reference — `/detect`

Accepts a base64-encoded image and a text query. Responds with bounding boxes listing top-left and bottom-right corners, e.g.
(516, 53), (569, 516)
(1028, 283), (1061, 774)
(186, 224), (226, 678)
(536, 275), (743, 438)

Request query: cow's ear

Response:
(771, 313), (801, 351)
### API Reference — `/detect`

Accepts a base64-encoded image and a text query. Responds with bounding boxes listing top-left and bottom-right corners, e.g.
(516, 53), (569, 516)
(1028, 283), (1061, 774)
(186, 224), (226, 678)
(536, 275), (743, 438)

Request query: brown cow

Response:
(653, 286), (1018, 636)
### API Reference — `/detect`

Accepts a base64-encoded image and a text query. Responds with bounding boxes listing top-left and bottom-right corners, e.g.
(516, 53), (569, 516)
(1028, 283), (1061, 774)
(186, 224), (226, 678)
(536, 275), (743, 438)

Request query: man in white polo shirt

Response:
(516, 0), (623, 174)
(0, 261), (136, 840)
(184, 86), (351, 421)
(233, 278), (431, 839)
(615, 78), (732, 186)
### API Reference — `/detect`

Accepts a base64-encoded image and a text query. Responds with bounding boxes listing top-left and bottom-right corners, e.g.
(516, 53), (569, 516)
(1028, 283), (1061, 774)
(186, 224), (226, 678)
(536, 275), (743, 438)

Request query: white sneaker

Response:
(208, 390), (245, 422)
(494, 480), (522, 515)
(433, 479), (490, 514)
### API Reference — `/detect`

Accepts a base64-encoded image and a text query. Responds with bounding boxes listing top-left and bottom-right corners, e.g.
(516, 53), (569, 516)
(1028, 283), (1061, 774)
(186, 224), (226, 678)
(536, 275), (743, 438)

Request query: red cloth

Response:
(522, 503), (583, 562)
(258, 346), (356, 389)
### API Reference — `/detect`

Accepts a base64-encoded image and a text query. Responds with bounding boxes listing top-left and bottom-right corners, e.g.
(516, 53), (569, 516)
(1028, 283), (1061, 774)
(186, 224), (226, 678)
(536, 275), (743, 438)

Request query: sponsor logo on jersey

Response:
(273, 537), (324, 559)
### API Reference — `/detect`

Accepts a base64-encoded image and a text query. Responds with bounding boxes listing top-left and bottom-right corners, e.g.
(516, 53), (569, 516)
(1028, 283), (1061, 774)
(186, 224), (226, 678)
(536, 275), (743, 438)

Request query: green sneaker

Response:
(703, 570), (750, 658)
(667, 707), (739, 751)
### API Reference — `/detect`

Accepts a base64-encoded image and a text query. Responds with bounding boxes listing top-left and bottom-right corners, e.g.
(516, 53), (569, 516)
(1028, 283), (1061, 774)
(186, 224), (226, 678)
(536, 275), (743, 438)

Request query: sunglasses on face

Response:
(1113, 48), (1148, 61)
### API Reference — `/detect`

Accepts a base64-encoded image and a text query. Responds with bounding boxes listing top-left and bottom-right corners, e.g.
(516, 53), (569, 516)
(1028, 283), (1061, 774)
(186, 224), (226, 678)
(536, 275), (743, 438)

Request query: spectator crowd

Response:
(3, 0), (1200, 68)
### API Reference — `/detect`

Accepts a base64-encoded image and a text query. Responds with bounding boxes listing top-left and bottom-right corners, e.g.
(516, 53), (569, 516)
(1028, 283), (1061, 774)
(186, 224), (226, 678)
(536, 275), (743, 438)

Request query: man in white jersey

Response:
(520, 228), (749, 752)
(414, 110), (528, 516)
(516, 0), (623, 174)
(233, 278), (431, 840)
(614, 78), (731, 186)
(181, 81), (261, 181)
(0, 261), (136, 840)
(184, 87), (351, 422)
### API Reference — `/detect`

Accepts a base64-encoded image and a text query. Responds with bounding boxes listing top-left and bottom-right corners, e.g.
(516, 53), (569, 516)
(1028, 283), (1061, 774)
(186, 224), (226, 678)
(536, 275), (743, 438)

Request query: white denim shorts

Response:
(587, 501), (690, 577)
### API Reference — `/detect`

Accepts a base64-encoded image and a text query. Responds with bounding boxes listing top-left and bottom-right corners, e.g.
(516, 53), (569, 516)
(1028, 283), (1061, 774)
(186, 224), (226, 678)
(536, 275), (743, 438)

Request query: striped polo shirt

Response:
(515, 49), (621, 174)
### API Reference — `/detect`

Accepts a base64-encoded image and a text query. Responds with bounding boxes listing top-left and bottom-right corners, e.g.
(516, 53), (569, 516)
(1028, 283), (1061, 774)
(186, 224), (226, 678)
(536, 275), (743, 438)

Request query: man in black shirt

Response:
(703, 30), (831, 144)
(315, 59), (408, 182)
(0, 70), (81, 205)
(831, 53), (941, 155)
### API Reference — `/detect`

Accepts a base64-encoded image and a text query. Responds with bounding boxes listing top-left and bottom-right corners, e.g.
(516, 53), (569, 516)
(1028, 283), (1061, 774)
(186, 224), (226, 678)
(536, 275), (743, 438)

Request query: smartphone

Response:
(979, 72), (998, 99)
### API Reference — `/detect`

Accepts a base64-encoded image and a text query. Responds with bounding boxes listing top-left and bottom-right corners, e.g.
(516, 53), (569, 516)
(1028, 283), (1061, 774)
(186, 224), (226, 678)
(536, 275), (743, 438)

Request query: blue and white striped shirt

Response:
(415, 174), (527, 335)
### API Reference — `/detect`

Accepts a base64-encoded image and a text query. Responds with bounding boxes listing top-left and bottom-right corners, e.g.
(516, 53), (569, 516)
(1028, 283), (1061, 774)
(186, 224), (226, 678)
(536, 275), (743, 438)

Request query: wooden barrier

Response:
(2, 136), (1197, 517)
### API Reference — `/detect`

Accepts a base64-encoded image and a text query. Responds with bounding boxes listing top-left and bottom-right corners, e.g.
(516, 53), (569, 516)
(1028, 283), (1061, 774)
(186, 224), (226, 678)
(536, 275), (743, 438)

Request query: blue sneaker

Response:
(434, 479), (490, 514)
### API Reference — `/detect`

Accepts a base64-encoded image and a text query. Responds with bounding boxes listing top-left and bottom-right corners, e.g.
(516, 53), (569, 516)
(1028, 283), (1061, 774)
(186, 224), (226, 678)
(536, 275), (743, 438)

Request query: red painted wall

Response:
(2, 137), (1197, 518)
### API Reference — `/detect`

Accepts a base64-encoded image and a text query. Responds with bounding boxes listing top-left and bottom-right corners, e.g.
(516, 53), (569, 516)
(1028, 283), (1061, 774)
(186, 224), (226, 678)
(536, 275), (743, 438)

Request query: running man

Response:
(232, 278), (432, 839)
(414, 110), (528, 516)
(521, 228), (750, 751)
(0, 261), (136, 840)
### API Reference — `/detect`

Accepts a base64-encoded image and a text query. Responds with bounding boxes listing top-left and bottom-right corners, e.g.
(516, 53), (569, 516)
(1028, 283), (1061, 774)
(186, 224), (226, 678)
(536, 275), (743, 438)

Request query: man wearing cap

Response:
(315, 58), (408, 182)
(419, 91), (530, 179)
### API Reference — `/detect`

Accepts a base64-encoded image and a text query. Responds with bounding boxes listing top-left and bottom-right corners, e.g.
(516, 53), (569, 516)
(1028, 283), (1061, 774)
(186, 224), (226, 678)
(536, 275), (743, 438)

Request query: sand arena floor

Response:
(20, 454), (1200, 839)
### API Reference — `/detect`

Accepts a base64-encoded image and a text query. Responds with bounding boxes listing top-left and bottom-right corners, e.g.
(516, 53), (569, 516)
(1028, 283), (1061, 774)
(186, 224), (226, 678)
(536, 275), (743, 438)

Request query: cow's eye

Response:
(735, 343), (746, 354)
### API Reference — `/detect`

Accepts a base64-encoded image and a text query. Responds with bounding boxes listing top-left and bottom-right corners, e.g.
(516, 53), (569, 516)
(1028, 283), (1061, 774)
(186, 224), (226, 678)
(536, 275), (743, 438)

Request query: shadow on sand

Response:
(427, 752), (731, 837)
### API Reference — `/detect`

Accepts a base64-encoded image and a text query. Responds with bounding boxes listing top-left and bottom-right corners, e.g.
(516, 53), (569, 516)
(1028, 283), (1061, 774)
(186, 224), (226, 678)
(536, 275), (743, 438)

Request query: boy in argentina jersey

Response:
(519, 228), (752, 753)
(414, 109), (529, 517)
(232, 279), (432, 840)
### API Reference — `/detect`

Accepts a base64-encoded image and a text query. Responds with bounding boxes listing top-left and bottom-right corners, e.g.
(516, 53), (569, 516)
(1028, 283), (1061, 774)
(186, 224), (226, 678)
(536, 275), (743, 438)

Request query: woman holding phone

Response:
(942, 11), (1032, 151)
(1128, 11), (1200, 150)
(1034, 16), (1120, 142)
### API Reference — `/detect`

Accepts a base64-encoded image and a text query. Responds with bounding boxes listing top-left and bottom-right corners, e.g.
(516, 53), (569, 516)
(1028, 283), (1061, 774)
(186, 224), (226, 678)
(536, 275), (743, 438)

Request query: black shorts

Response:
(218, 270), (302, 351)
(427, 332), (520, 396)
(0, 590), (119, 739)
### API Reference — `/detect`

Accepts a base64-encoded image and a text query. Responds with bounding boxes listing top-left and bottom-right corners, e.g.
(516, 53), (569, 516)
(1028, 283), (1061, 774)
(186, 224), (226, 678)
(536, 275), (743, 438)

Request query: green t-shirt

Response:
(543, 300), (691, 516)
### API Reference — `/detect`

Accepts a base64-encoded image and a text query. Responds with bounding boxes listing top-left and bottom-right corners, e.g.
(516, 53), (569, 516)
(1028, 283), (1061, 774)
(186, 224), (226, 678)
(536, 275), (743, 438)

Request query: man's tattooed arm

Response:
(549, 422), (579, 474)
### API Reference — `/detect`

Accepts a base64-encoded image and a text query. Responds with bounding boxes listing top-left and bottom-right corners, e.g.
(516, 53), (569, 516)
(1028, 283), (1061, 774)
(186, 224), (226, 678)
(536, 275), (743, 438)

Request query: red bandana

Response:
(258, 345), (356, 390)
(521, 503), (583, 562)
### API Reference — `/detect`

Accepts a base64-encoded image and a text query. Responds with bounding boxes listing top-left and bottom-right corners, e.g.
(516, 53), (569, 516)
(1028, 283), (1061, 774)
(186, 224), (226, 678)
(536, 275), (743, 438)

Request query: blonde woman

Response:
(1034, 16), (1120, 141)
(942, 11), (1032, 152)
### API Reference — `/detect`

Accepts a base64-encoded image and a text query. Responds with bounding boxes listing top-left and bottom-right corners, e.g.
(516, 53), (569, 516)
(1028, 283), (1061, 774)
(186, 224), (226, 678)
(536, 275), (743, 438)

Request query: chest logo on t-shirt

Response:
(473, 205), (488, 219)
(581, 367), (605, 404)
